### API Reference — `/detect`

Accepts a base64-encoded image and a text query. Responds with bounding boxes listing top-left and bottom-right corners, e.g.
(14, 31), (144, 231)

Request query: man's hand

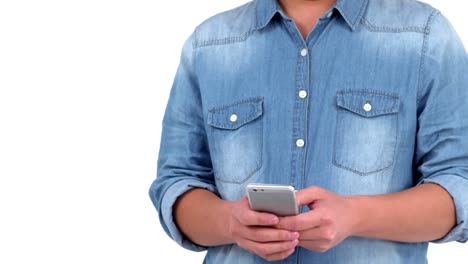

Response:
(276, 186), (357, 252)
(228, 196), (299, 261)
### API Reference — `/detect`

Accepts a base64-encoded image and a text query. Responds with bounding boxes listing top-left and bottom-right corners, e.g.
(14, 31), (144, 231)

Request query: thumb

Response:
(296, 186), (328, 207)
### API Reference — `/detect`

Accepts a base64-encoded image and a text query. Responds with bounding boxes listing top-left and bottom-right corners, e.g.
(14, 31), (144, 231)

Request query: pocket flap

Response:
(337, 90), (400, 117)
(207, 97), (263, 130)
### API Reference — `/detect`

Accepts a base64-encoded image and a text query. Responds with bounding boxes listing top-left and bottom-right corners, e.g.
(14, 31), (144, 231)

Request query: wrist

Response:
(218, 199), (237, 244)
(345, 195), (371, 237)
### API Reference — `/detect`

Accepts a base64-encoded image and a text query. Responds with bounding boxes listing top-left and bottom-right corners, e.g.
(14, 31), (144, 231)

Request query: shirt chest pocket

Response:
(333, 91), (400, 175)
(207, 97), (263, 184)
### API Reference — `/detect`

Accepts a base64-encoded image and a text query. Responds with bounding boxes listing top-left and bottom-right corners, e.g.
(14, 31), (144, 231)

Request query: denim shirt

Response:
(150, 0), (468, 263)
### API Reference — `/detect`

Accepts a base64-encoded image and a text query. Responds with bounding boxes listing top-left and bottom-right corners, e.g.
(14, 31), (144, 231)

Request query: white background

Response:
(0, 1), (466, 263)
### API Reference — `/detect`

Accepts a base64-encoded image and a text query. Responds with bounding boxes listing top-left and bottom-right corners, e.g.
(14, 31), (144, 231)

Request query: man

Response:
(150, 0), (468, 263)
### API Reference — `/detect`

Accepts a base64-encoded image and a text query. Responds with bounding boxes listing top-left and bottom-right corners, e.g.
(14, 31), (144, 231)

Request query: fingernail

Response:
(289, 232), (300, 239)
(270, 216), (279, 224)
(292, 239), (299, 246)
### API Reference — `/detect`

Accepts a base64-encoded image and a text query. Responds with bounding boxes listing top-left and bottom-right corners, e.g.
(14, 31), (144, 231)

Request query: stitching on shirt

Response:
(192, 29), (199, 91)
(253, 1), (278, 31)
(361, 18), (426, 33)
(208, 115), (260, 130)
(336, 6), (351, 29)
(416, 9), (440, 107)
(208, 97), (263, 113)
(336, 0), (368, 30)
(188, 28), (207, 136)
(336, 90), (400, 116)
(352, 0), (369, 29)
(194, 30), (256, 48)
(339, 106), (398, 117)
(254, 0), (259, 29)
(337, 89), (400, 99)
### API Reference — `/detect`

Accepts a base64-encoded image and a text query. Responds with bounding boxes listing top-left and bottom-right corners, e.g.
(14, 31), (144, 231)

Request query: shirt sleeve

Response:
(149, 31), (217, 251)
(416, 11), (468, 243)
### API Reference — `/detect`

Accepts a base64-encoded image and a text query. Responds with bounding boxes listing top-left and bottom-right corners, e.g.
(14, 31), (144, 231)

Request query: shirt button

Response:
(363, 102), (372, 112)
(230, 114), (238, 122)
(300, 48), (308, 57)
(299, 90), (308, 99)
(327, 11), (334, 18)
(296, 139), (305, 148)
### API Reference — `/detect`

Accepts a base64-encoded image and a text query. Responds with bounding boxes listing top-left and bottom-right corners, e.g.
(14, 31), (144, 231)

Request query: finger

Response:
(237, 237), (299, 258)
(295, 186), (328, 207)
(238, 209), (280, 226)
(298, 226), (336, 242)
(236, 197), (280, 226)
(275, 210), (322, 231)
(244, 226), (300, 242)
(298, 239), (333, 253)
(263, 247), (296, 262)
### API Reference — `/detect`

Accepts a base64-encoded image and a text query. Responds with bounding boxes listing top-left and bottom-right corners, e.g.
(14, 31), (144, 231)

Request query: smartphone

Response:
(246, 183), (298, 216)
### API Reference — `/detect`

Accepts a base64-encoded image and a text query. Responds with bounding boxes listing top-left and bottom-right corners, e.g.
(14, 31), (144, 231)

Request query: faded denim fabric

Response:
(149, 0), (468, 263)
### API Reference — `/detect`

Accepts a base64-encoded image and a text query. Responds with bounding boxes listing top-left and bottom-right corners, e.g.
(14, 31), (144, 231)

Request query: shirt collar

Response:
(334, 0), (368, 31)
(255, 0), (369, 31)
(254, 0), (283, 30)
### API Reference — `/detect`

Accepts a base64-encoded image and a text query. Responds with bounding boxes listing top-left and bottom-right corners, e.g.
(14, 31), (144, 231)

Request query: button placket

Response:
(296, 48), (308, 151)
(287, 12), (335, 195)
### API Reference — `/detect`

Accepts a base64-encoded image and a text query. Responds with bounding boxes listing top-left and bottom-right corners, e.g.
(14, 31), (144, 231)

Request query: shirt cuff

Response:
(420, 174), (468, 243)
(160, 179), (219, 251)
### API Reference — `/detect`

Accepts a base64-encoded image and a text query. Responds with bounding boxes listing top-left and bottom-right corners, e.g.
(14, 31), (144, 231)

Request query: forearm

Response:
(174, 188), (235, 247)
(349, 183), (456, 242)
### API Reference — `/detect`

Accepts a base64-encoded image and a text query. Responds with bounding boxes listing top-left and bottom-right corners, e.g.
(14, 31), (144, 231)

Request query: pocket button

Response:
(363, 102), (372, 112)
(230, 114), (238, 122)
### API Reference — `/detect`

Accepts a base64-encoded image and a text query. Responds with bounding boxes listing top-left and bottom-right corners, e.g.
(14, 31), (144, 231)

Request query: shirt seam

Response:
(193, 26), (199, 76)
(194, 29), (257, 48)
(416, 10), (440, 107)
(361, 18), (426, 33)
(337, 89), (400, 99)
